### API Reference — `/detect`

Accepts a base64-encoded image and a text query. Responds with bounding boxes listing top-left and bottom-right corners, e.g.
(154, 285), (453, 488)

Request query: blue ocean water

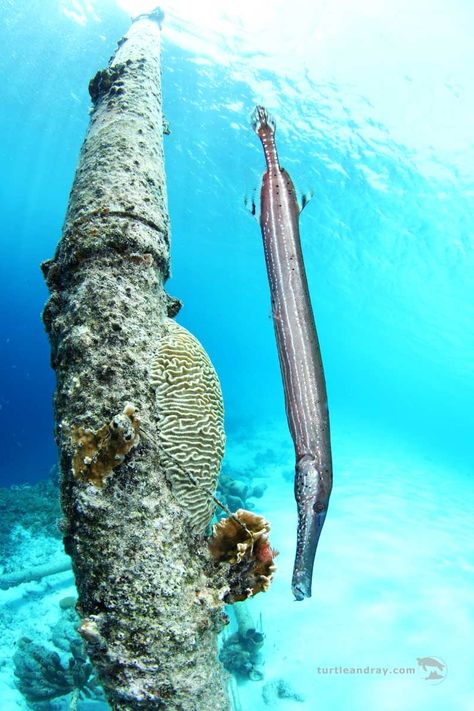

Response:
(0, 1), (473, 710)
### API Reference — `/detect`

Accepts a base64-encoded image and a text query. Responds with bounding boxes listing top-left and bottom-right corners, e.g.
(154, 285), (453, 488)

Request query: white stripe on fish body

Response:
(261, 166), (328, 460)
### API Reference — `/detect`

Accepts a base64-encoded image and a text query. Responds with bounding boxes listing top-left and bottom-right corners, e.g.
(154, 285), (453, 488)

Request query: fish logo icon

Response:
(416, 657), (447, 684)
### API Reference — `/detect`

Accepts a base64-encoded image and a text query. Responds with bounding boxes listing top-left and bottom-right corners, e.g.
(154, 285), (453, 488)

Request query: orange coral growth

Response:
(71, 403), (140, 487)
(209, 509), (277, 603)
(255, 539), (278, 565)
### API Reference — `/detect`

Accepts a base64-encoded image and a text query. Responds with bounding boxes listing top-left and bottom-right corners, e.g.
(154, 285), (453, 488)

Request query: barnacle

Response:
(150, 319), (225, 532)
(71, 403), (140, 487)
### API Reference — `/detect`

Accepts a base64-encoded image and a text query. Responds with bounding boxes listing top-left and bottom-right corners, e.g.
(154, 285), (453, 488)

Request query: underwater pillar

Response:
(41, 11), (230, 710)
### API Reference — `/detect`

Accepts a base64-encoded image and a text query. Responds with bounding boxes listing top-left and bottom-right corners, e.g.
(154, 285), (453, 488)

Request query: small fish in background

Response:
(251, 105), (333, 601)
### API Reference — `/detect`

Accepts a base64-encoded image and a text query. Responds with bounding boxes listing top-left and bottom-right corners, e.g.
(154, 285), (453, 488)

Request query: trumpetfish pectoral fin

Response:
(244, 191), (259, 220)
(300, 190), (314, 212)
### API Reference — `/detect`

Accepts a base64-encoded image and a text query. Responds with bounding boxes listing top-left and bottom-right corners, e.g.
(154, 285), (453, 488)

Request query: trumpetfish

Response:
(252, 106), (333, 601)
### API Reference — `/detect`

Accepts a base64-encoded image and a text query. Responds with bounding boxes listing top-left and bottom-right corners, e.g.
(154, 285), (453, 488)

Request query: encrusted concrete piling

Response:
(41, 11), (230, 710)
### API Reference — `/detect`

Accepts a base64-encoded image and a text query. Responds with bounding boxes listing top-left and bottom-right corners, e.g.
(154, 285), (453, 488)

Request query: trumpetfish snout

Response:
(252, 105), (333, 600)
(293, 455), (331, 601)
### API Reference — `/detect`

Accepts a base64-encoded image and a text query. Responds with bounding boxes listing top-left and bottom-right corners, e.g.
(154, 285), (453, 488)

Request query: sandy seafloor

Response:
(1, 421), (473, 711)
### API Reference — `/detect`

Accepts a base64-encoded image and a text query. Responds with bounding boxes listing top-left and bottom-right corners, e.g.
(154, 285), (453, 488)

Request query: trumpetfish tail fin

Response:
(252, 105), (280, 169)
(251, 105), (276, 137)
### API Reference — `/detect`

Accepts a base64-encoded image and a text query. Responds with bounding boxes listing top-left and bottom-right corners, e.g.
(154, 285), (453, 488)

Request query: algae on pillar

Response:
(41, 10), (230, 710)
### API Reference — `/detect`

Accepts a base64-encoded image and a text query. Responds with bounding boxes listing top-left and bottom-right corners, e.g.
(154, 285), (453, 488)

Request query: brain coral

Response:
(150, 318), (225, 532)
